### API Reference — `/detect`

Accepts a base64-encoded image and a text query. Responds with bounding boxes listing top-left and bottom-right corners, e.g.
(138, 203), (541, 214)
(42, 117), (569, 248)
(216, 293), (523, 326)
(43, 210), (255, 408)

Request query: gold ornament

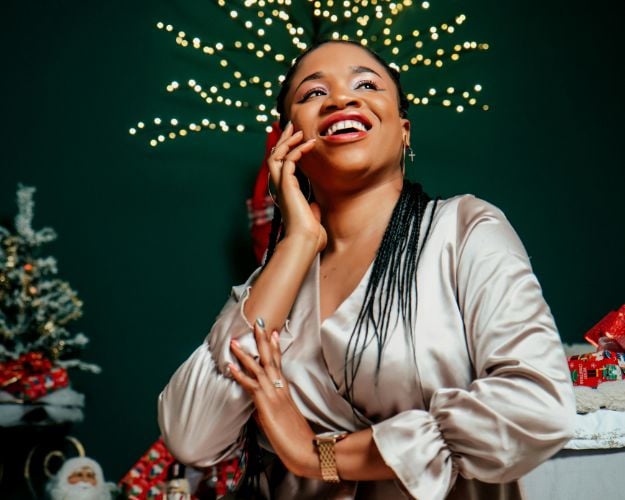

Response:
(50, 340), (66, 360)
(42, 321), (55, 335)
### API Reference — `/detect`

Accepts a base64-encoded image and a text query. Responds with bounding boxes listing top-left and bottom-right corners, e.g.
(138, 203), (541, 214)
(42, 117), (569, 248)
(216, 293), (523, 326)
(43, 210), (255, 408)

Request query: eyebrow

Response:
(293, 65), (383, 93)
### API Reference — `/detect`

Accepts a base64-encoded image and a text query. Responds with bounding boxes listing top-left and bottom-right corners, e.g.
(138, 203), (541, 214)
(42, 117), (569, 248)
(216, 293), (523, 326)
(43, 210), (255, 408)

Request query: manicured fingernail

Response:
(286, 121), (292, 128)
(256, 317), (265, 329)
(272, 330), (280, 341)
(228, 363), (239, 372)
(231, 338), (240, 347)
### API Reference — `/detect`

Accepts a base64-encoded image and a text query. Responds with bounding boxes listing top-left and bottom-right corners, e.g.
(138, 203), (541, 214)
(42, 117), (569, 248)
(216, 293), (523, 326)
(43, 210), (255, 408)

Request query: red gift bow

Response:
(584, 304), (625, 348)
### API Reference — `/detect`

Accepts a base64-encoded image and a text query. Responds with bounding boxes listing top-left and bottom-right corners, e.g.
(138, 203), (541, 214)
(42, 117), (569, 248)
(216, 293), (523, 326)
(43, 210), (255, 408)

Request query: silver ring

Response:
(273, 379), (284, 389)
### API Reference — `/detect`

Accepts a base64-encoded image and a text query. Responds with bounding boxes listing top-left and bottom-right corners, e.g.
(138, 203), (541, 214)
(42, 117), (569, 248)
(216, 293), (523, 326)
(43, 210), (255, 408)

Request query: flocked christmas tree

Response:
(0, 185), (99, 373)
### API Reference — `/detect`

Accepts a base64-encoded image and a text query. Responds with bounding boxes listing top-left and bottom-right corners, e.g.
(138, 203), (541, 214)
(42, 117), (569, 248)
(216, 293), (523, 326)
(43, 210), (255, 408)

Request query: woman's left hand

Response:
(229, 320), (317, 477)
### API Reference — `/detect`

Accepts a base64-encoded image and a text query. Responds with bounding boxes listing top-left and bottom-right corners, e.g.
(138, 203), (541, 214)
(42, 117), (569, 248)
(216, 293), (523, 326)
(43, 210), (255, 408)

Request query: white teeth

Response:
(325, 119), (368, 136)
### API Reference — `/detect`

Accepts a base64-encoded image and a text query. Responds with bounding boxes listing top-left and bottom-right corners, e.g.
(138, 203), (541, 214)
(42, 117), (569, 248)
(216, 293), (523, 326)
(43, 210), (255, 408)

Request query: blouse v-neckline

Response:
(317, 254), (375, 328)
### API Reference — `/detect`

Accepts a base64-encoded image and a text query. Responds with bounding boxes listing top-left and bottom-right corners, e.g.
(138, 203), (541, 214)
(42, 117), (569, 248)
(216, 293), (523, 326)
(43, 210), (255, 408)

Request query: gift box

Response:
(568, 350), (625, 387)
(0, 352), (69, 401)
(119, 438), (175, 500)
(584, 304), (625, 348)
(16, 366), (69, 400)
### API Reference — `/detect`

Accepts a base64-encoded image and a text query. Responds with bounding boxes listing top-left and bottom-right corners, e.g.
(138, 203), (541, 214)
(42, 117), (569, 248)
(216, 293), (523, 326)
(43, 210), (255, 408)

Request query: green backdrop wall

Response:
(2, 0), (623, 483)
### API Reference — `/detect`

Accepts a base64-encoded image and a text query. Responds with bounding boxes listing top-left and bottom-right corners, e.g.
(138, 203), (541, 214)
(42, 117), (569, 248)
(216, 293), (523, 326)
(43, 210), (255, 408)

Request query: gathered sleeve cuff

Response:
(372, 410), (453, 500)
(373, 368), (575, 499)
(372, 196), (575, 500)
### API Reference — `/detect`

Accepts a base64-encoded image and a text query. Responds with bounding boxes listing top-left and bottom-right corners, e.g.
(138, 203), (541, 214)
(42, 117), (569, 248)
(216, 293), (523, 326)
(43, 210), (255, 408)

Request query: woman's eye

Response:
(300, 88), (326, 102)
(355, 80), (378, 90)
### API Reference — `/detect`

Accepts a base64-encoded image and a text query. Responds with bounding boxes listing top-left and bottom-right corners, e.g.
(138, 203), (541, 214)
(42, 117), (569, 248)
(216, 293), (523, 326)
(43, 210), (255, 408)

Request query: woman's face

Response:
(284, 43), (409, 187)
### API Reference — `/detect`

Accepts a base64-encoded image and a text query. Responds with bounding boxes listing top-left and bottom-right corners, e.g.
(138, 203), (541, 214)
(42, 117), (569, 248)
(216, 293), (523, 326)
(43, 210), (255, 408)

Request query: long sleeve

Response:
(158, 272), (262, 466)
(371, 197), (576, 499)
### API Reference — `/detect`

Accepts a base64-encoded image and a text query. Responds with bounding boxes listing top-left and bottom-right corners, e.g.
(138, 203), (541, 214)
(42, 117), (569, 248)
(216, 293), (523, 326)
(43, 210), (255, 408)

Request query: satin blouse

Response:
(158, 195), (576, 499)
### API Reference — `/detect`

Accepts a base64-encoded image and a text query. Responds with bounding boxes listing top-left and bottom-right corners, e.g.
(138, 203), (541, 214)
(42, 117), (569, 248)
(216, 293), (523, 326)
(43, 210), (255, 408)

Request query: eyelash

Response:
(299, 79), (381, 102)
(355, 79), (379, 91)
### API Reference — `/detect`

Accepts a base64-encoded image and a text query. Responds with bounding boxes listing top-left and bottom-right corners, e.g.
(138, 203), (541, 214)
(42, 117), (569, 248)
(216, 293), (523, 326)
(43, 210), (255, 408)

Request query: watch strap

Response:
(317, 440), (340, 483)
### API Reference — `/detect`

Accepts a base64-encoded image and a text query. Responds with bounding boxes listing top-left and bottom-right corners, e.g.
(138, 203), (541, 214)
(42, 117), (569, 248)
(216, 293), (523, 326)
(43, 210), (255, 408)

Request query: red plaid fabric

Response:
(247, 122), (282, 264)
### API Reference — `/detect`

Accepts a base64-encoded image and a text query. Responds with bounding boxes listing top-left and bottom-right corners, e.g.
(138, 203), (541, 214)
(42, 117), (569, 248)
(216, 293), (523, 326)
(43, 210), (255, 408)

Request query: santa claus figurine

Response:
(47, 456), (115, 500)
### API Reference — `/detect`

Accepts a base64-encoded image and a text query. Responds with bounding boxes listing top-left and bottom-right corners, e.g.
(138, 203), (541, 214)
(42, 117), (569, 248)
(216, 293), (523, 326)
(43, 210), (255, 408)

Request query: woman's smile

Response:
(319, 111), (372, 143)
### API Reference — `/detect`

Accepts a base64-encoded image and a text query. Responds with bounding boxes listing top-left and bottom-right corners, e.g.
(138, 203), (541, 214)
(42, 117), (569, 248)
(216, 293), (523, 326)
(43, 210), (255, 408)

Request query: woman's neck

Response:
(317, 176), (403, 254)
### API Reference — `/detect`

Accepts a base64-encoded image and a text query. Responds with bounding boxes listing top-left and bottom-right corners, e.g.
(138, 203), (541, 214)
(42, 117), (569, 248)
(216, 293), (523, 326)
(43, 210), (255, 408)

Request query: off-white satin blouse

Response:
(158, 195), (575, 499)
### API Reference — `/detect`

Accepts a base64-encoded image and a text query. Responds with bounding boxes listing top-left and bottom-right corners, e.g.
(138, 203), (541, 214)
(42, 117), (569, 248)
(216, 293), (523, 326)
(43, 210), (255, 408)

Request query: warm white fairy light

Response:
(139, 6), (489, 146)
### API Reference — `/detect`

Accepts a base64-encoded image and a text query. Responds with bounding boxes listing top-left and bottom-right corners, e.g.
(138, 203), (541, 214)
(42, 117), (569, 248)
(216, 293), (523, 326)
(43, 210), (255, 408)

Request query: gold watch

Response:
(313, 431), (348, 483)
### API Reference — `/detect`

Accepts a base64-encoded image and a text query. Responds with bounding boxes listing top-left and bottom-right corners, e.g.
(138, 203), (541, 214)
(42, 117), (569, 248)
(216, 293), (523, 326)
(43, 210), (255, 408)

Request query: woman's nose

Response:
(321, 89), (362, 112)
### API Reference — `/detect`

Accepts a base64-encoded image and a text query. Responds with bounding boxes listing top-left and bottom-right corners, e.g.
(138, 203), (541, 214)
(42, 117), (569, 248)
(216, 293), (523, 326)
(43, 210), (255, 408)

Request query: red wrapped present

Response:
(17, 366), (68, 400)
(0, 352), (68, 401)
(584, 304), (625, 348)
(119, 438), (175, 500)
(568, 350), (625, 387)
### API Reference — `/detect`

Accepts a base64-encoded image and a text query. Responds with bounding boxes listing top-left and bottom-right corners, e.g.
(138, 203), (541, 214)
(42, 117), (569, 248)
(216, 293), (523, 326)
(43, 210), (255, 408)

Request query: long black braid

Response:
(343, 181), (437, 410)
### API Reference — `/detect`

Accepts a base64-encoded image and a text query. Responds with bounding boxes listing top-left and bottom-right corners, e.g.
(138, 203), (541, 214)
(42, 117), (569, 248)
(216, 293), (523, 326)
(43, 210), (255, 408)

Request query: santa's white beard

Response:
(49, 481), (108, 500)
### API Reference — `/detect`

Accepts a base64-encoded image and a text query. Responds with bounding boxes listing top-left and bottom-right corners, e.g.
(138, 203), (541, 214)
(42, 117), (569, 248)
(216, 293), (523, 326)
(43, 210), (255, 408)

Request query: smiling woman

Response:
(157, 41), (576, 500)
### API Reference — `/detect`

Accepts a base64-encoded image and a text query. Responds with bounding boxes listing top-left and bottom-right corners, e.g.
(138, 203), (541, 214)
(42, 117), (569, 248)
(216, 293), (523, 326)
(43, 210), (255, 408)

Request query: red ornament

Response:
(23, 263), (33, 272)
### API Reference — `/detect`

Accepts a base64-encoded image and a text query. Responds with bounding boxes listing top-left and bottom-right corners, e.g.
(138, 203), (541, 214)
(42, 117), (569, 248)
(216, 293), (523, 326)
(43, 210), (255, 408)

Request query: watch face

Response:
(315, 431), (348, 443)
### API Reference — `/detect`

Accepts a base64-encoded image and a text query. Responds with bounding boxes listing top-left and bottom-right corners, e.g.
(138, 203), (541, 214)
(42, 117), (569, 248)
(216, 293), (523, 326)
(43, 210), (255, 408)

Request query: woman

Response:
(158, 41), (575, 499)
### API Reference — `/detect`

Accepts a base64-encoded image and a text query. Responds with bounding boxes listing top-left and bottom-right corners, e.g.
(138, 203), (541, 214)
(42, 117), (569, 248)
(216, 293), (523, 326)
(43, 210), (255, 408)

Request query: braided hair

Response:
(268, 40), (438, 413)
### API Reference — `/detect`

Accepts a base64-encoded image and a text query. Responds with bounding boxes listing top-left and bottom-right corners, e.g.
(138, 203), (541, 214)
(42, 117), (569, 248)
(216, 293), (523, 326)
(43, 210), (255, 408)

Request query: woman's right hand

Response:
(268, 122), (327, 254)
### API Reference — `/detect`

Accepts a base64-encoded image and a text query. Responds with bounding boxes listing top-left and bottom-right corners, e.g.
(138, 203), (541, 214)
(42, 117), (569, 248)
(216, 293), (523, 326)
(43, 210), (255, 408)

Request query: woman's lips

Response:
(321, 130), (368, 143)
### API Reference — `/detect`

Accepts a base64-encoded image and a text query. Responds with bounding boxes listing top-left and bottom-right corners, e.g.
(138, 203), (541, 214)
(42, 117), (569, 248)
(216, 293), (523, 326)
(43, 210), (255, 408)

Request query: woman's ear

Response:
(401, 119), (411, 147)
